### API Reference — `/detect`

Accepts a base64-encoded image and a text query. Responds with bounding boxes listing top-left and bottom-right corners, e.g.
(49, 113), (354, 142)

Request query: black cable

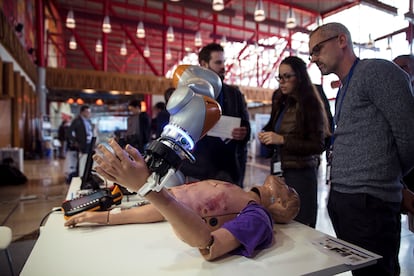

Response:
(39, 208), (62, 228)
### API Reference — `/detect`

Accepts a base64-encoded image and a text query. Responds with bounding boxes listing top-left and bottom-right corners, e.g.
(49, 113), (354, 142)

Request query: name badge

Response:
(272, 161), (283, 176)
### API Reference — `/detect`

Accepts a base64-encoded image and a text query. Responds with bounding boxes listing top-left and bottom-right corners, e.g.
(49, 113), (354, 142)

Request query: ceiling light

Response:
(220, 35), (227, 47)
(83, 89), (95, 93)
(166, 47), (172, 60)
(69, 35), (77, 50)
(316, 15), (323, 26)
(194, 31), (202, 47)
(254, 0), (266, 22)
(66, 9), (75, 29)
(136, 21), (145, 38)
(386, 37), (392, 50)
(144, 44), (150, 57)
(367, 34), (374, 48)
(167, 26), (175, 42)
(120, 41), (127, 56)
(96, 99), (104, 106)
(102, 15), (111, 33)
(212, 0), (224, 11)
(286, 8), (297, 29)
(95, 39), (102, 53)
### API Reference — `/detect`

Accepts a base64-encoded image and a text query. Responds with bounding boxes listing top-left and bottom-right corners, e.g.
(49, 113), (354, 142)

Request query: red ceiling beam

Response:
(58, 3), (294, 46)
(102, 0), (110, 71)
(70, 29), (99, 70)
(123, 25), (159, 76)
(260, 43), (289, 87)
(108, 5), (160, 76)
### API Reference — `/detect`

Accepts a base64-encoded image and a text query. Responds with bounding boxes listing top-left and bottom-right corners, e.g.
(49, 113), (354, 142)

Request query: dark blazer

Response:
(126, 112), (151, 153)
(180, 83), (251, 187)
(67, 116), (91, 153)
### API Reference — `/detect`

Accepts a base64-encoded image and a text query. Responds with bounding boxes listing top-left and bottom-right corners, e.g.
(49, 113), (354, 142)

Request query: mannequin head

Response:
(251, 175), (300, 223)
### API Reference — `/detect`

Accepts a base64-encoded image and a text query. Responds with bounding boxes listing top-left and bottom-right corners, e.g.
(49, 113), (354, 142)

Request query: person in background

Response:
(393, 54), (414, 238)
(65, 139), (300, 261)
(393, 55), (414, 87)
(258, 56), (330, 228)
(309, 22), (414, 275)
(152, 99), (170, 139)
(315, 84), (334, 156)
(67, 105), (93, 176)
(393, 54), (414, 193)
(57, 118), (71, 159)
(180, 43), (251, 187)
(124, 99), (151, 154)
(164, 86), (174, 104)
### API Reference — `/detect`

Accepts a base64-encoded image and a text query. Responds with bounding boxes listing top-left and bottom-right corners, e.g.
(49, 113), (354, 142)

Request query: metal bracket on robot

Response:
(137, 168), (176, 197)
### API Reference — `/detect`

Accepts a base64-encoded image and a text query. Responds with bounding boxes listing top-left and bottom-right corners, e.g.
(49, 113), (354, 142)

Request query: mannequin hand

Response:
(93, 139), (150, 192)
(64, 211), (106, 227)
(232, 126), (247, 141)
(257, 131), (284, 145)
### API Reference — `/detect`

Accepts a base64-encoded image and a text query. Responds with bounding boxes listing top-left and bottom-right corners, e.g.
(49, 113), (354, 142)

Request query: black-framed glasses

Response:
(309, 35), (339, 60)
(276, 73), (296, 82)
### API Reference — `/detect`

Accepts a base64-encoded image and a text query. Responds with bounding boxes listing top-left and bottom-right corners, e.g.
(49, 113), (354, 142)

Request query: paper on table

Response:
(207, 115), (241, 139)
(311, 236), (382, 266)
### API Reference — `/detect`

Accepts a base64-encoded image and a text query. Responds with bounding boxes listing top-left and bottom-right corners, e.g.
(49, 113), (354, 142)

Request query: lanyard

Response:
(334, 58), (359, 126)
(329, 58), (359, 148)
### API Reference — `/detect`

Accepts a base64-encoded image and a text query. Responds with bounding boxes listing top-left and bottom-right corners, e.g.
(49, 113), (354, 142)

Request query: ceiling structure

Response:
(44, 0), (403, 101)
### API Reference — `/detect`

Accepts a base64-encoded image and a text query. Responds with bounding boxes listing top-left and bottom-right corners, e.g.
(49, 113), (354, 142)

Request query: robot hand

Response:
(139, 65), (222, 196)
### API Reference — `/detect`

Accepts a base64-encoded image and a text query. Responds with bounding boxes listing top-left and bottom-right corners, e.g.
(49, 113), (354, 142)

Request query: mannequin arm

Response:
(64, 204), (165, 227)
(92, 139), (241, 260)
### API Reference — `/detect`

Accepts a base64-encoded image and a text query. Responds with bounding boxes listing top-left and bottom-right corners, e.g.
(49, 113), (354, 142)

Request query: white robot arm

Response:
(138, 65), (222, 196)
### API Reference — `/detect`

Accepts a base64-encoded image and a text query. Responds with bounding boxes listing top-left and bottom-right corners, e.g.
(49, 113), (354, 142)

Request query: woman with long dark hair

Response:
(258, 56), (330, 228)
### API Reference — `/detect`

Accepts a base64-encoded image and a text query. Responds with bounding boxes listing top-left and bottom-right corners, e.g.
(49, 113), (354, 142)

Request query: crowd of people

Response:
(58, 22), (414, 274)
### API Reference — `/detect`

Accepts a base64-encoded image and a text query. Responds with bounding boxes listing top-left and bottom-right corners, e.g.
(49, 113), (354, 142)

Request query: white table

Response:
(22, 180), (381, 276)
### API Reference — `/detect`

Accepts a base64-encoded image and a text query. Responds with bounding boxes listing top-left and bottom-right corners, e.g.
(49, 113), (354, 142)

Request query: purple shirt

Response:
(222, 202), (274, 257)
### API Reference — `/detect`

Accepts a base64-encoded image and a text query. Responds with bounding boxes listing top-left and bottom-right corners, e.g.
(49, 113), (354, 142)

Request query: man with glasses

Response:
(309, 22), (414, 275)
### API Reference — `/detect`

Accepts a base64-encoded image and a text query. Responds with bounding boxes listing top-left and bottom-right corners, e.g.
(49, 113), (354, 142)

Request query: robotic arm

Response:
(139, 65), (222, 196)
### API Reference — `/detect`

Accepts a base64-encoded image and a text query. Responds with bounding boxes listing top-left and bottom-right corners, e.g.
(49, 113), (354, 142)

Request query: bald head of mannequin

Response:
(251, 175), (300, 224)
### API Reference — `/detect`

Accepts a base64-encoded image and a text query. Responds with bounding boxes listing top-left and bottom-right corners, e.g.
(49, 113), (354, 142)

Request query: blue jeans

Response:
(328, 190), (401, 276)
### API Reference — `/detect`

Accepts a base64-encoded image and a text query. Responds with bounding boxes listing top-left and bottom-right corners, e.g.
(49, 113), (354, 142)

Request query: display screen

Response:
(95, 116), (128, 133)
(67, 190), (106, 208)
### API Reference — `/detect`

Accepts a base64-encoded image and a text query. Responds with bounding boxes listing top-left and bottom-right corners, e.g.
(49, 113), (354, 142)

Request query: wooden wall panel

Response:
(0, 9), (37, 83)
(0, 99), (12, 147)
(22, 76), (29, 149)
(12, 71), (22, 147)
(25, 85), (37, 154)
(2, 62), (14, 98)
(0, 57), (3, 96)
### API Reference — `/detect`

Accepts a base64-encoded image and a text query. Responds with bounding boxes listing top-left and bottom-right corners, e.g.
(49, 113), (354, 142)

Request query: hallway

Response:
(0, 153), (413, 275)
